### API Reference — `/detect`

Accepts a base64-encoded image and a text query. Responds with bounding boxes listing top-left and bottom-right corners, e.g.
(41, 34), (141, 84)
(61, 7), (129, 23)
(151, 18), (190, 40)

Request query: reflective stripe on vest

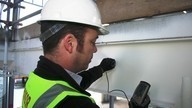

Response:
(22, 72), (95, 108)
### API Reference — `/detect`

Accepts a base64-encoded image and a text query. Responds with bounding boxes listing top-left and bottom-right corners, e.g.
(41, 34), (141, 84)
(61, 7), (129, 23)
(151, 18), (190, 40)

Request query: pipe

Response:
(109, 96), (115, 108)
(2, 0), (10, 107)
(96, 36), (192, 46)
(22, 1), (43, 7)
(12, 9), (41, 25)
(4, 35), (192, 52)
(12, 0), (19, 41)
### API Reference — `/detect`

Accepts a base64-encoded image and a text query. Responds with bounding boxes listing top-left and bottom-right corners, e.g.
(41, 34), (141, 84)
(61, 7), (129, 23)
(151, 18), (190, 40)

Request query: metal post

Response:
(2, 0), (11, 107)
(109, 95), (115, 108)
(3, 23), (9, 108)
(12, 0), (20, 41)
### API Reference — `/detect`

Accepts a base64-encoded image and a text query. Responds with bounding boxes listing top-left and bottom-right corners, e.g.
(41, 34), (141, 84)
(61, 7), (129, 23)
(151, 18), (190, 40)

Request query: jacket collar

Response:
(34, 55), (90, 96)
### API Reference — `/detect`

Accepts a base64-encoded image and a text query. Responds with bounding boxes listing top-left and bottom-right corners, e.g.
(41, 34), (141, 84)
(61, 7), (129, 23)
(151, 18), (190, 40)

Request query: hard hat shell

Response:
(40, 0), (109, 35)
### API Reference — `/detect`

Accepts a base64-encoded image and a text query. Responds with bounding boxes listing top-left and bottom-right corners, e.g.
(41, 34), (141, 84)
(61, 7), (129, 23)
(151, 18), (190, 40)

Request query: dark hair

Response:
(41, 21), (92, 54)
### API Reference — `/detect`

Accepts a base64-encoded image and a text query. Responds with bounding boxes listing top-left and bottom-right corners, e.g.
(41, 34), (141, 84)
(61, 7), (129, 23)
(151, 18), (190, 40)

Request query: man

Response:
(22, 0), (116, 107)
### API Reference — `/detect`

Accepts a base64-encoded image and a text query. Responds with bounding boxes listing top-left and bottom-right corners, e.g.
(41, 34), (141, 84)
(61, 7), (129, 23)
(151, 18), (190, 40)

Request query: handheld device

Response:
(131, 81), (151, 105)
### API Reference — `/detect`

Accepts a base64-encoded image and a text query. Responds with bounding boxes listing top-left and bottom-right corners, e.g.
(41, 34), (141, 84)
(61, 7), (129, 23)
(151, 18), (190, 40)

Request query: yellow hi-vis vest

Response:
(22, 72), (95, 108)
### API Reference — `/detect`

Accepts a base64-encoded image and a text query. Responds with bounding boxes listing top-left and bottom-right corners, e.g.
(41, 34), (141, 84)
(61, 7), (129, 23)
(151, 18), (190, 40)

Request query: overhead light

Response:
(183, 11), (187, 14)
(134, 18), (146, 21)
(102, 24), (110, 27)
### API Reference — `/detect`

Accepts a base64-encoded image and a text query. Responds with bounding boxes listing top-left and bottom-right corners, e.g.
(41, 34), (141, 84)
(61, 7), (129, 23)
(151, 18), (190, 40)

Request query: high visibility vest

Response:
(22, 72), (95, 108)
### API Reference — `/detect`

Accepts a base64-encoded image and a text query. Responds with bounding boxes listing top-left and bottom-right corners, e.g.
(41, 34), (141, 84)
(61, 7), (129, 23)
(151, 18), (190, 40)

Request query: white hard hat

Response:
(39, 0), (109, 35)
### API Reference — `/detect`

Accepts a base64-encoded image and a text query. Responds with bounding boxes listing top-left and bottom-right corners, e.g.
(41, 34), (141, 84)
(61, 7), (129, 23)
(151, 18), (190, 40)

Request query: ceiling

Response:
(96, 0), (192, 23)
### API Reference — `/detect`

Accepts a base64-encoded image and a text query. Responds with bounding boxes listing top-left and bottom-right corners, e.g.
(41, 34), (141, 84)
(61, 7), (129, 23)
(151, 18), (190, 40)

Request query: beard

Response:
(76, 43), (83, 53)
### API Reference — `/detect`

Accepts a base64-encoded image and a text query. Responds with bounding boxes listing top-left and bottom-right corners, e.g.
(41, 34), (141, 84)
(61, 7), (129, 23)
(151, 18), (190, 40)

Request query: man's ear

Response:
(61, 34), (75, 53)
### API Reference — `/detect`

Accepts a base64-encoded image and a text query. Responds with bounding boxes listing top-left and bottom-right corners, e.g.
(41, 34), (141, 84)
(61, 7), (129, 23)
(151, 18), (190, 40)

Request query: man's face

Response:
(74, 28), (98, 71)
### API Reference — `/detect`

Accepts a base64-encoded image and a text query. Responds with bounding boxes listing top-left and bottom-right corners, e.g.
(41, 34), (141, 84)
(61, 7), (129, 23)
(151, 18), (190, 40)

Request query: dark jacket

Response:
(33, 56), (103, 108)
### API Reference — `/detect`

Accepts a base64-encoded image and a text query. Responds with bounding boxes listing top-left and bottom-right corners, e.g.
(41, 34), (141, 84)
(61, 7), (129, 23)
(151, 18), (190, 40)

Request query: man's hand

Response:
(99, 58), (116, 72)
(129, 95), (151, 108)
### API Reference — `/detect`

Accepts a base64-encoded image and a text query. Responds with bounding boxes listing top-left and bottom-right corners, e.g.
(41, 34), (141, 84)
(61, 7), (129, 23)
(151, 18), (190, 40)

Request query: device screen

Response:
(132, 81), (150, 105)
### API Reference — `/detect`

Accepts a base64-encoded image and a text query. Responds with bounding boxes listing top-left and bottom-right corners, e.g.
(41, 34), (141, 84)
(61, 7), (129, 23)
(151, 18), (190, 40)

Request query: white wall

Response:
(5, 12), (192, 107)
(88, 12), (192, 108)
(97, 12), (192, 43)
(89, 40), (192, 108)
(9, 38), (43, 75)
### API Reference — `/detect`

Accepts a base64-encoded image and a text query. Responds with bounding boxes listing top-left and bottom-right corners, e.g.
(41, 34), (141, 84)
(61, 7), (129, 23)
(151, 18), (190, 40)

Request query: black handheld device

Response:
(131, 81), (151, 105)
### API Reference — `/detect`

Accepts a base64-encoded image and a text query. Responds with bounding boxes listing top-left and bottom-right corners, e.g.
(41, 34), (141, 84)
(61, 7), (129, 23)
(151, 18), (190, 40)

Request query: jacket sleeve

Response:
(78, 66), (103, 89)
(56, 96), (100, 108)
